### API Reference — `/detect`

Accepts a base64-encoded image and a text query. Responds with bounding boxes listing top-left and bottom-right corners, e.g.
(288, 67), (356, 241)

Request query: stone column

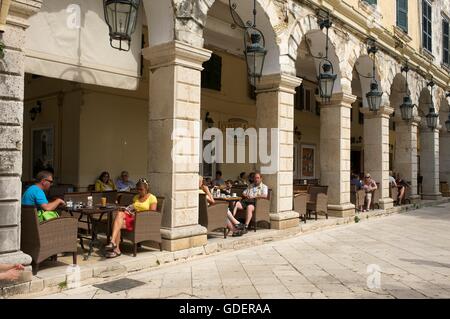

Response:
(0, 1), (41, 266)
(420, 127), (441, 199)
(439, 130), (450, 185)
(394, 117), (420, 202)
(143, 41), (211, 252)
(362, 106), (394, 209)
(319, 93), (357, 217)
(255, 74), (302, 230)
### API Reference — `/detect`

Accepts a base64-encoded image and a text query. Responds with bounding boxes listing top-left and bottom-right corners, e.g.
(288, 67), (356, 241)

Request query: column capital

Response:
(255, 73), (302, 94)
(318, 92), (357, 109)
(361, 105), (394, 119)
(394, 115), (421, 126)
(143, 40), (212, 71)
(5, 0), (42, 29)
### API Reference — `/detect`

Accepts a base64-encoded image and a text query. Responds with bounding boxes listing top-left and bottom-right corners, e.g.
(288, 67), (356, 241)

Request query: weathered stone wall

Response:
(0, 0), (42, 264)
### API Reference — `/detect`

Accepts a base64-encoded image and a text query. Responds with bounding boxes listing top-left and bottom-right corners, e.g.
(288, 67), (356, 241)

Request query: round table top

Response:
(213, 197), (242, 201)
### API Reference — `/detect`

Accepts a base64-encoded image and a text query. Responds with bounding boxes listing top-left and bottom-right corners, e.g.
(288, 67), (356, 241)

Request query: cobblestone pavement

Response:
(39, 204), (450, 299)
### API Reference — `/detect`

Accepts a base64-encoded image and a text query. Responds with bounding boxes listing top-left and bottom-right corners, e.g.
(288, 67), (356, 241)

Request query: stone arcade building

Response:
(1, 0), (450, 266)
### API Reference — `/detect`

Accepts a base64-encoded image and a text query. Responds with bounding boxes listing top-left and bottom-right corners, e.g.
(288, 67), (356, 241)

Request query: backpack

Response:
(37, 210), (60, 223)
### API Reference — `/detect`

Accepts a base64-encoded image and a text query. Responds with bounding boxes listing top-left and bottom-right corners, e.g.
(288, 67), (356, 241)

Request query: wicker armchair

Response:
(234, 190), (272, 231)
(198, 193), (229, 238)
(120, 196), (165, 256)
(306, 186), (328, 220)
(293, 193), (309, 223)
(21, 206), (78, 275)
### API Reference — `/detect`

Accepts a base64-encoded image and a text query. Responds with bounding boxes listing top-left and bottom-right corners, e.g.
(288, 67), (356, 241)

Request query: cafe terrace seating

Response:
(198, 193), (229, 238)
(21, 206), (78, 275)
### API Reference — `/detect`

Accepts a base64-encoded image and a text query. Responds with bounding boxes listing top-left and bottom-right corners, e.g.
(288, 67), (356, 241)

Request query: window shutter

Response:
(201, 53), (222, 91)
(397, 0), (408, 33)
(422, 0), (432, 52)
(443, 19), (450, 65)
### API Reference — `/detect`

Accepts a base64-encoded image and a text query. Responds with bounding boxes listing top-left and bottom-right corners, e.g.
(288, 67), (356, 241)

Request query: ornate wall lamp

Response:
(229, 0), (267, 86)
(30, 101), (42, 121)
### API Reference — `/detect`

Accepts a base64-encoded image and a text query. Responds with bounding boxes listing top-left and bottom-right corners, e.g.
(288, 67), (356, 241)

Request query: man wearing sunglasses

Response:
(22, 170), (65, 212)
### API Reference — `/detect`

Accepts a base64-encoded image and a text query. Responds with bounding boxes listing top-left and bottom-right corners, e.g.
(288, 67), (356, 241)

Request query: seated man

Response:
(232, 172), (268, 233)
(116, 171), (135, 192)
(0, 264), (24, 282)
(212, 171), (225, 187)
(22, 171), (65, 221)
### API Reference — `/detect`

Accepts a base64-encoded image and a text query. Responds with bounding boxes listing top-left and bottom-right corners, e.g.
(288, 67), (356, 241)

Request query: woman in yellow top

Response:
(105, 178), (157, 258)
(95, 171), (116, 192)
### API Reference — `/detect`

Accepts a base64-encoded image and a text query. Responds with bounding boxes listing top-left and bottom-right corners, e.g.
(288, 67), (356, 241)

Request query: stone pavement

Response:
(32, 203), (450, 299)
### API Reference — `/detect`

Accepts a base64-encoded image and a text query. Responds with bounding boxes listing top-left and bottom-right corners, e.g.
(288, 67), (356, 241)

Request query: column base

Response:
(409, 195), (421, 204)
(160, 225), (207, 252)
(270, 211), (300, 230)
(0, 251), (32, 266)
(327, 203), (356, 218)
(379, 198), (394, 209)
(421, 193), (443, 200)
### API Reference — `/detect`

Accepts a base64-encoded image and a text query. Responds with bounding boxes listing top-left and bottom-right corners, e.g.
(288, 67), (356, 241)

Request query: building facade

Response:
(0, 0), (450, 265)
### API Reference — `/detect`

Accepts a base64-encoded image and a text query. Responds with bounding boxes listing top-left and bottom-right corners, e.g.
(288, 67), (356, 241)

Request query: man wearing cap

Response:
(116, 171), (135, 192)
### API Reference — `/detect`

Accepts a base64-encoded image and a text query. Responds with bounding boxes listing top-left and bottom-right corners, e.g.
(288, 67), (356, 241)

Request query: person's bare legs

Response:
(365, 195), (372, 211)
(245, 205), (255, 227)
(227, 210), (240, 225)
(398, 187), (405, 205)
(110, 211), (125, 253)
(233, 201), (243, 216)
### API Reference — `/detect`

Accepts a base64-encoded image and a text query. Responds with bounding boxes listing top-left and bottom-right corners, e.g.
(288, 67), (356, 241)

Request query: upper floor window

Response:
(443, 16), (450, 66)
(294, 84), (318, 115)
(422, 0), (432, 52)
(364, 0), (377, 5)
(201, 53), (222, 91)
(396, 0), (408, 33)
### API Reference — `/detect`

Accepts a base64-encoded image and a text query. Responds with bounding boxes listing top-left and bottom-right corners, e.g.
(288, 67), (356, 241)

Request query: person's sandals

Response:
(104, 243), (117, 252)
(232, 230), (243, 237)
(234, 223), (245, 230)
(242, 226), (249, 234)
(105, 250), (121, 258)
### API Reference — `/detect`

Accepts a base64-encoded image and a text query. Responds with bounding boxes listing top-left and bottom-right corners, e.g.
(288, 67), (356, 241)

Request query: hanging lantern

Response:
(317, 60), (337, 102)
(400, 95), (414, 121)
(103, 0), (141, 51)
(426, 81), (438, 129)
(366, 81), (383, 112)
(426, 106), (439, 129)
(244, 29), (267, 86)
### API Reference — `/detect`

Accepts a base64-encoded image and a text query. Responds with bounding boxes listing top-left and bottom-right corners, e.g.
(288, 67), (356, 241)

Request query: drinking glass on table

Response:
(101, 197), (107, 207)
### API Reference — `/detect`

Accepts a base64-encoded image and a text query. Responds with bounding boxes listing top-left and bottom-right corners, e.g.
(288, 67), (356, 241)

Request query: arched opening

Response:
(417, 88), (441, 199)
(439, 98), (450, 194)
(389, 73), (420, 201)
(293, 30), (341, 185)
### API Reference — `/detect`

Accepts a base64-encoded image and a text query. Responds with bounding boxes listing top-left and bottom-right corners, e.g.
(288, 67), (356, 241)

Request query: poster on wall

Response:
(301, 144), (315, 179)
(32, 127), (54, 179)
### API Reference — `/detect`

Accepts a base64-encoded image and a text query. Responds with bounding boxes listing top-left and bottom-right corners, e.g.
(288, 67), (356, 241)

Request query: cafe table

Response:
(213, 196), (242, 210)
(62, 204), (117, 260)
